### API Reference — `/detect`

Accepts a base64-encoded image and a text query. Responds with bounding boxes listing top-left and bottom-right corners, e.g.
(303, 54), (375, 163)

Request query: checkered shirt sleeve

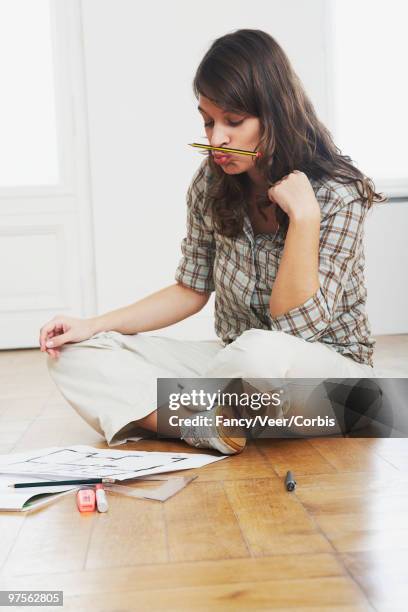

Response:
(174, 161), (215, 293)
(267, 188), (368, 342)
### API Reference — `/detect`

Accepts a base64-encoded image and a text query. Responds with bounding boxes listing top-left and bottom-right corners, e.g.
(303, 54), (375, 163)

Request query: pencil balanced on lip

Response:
(188, 143), (262, 158)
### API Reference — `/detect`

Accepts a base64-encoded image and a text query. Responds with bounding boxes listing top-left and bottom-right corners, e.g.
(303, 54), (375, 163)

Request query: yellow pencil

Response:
(188, 143), (262, 158)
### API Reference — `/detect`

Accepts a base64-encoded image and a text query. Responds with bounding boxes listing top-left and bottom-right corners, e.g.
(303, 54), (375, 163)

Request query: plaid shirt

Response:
(175, 158), (375, 367)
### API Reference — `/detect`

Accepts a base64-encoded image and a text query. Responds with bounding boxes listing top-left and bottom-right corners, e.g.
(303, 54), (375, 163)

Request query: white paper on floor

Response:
(0, 445), (226, 481)
(106, 474), (198, 502)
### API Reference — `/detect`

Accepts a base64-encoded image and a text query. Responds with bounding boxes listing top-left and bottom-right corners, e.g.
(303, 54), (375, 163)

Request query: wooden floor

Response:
(0, 337), (407, 611)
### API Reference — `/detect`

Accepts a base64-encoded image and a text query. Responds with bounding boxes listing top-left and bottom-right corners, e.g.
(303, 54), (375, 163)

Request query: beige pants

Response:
(47, 329), (377, 446)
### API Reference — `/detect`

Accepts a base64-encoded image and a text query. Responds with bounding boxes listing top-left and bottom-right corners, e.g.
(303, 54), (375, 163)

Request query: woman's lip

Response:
(213, 155), (231, 165)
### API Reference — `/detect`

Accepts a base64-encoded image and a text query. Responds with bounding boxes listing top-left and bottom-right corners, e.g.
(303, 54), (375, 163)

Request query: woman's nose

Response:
(210, 127), (230, 148)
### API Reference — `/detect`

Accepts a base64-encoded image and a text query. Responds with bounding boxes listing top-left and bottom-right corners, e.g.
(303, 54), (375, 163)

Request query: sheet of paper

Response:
(106, 475), (198, 502)
(108, 436), (143, 447)
(0, 474), (78, 512)
(0, 445), (226, 481)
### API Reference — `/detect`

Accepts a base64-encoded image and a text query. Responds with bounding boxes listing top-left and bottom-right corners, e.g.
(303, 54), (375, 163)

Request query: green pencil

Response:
(188, 143), (262, 158)
(9, 477), (116, 489)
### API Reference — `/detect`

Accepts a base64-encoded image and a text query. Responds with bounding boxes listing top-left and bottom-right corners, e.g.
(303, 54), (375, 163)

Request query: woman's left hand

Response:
(267, 170), (321, 220)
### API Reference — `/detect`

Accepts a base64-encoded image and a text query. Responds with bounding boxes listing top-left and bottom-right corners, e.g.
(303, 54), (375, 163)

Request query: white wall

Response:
(365, 200), (408, 334)
(80, 0), (407, 339)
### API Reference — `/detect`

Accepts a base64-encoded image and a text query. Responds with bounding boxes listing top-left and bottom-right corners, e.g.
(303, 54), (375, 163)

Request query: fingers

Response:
(45, 330), (60, 359)
(39, 319), (65, 357)
(39, 319), (58, 351)
(46, 328), (61, 359)
(45, 329), (71, 350)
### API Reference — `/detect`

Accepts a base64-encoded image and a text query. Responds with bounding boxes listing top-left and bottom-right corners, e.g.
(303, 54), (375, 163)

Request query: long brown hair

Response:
(192, 29), (387, 237)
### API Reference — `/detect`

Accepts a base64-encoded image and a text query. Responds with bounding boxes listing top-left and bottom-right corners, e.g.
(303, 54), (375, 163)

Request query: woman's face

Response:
(198, 95), (262, 176)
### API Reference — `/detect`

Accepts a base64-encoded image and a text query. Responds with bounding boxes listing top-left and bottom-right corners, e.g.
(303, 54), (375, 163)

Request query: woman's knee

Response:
(46, 335), (104, 381)
(46, 344), (78, 385)
(46, 332), (116, 370)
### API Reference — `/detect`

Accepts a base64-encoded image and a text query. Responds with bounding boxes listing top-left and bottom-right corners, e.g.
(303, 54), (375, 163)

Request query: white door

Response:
(0, 0), (96, 349)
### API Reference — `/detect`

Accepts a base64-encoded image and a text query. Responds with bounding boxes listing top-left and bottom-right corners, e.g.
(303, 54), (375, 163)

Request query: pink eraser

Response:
(76, 488), (96, 512)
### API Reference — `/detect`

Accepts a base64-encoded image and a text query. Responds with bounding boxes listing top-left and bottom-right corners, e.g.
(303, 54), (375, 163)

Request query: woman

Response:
(39, 29), (386, 455)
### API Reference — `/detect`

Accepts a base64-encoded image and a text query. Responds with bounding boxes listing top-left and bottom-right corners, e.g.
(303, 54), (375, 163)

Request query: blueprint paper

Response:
(0, 445), (226, 481)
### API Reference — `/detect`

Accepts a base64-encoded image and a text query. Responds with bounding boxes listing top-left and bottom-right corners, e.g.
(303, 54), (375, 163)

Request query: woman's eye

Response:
(204, 119), (244, 127)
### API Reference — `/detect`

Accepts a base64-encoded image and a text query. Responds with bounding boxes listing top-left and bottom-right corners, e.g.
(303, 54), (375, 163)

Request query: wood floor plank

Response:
(165, 480), (249, 562)
(307, 510), (408, 535)
(39, 399), (76, 419)
(85, 495), (168, 569)
(0, 379), (54, 399)
(326, 528), (408, 554)
(341, 549), (408, 612)
(223, 478), (332, 556)
(11, 416), (103, 452)
(297, 476), (408, 553)
(297, 483), (408, 515)
(57, 576), (371, 611)
(0, 419), (33, 447)
(0, 513), (26, 570)
(255, 438), (337, 476)
(308, 438), (399, 474)
(365, 437), (408, 470)
(0, 553), (346, 591)
(293, 470), (408, 490)
(0, 351), (51, 397)
(0, 401), (49, 429)
(1, 494), (93, 576)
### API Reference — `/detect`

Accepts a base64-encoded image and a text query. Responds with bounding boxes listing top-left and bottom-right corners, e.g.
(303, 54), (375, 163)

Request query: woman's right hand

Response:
(39, 315), (97, 359)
